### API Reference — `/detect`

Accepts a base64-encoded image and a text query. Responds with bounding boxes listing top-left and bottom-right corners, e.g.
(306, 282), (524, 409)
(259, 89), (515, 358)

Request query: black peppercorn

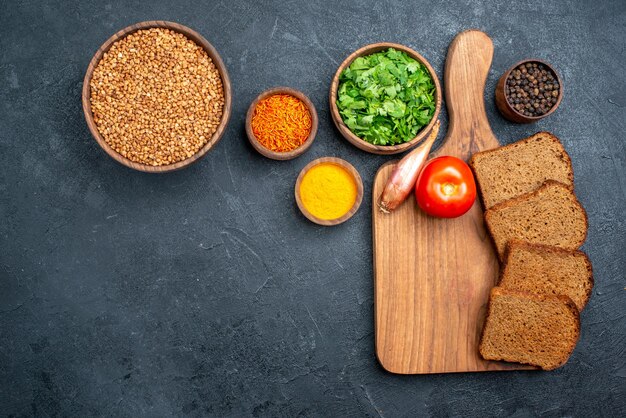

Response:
(505, 61), (560, 117)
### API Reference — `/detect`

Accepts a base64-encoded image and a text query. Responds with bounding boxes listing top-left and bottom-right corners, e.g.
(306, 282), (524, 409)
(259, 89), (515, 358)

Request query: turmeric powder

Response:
(299, 163), (357, 220)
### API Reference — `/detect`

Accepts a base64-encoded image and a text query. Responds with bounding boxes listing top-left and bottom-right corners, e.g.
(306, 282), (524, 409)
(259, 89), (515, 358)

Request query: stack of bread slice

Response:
(470, 132), (592, 370)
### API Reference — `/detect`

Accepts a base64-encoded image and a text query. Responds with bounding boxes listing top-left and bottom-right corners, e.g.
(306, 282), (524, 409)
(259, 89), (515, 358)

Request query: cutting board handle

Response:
(440, 30), (498, 158)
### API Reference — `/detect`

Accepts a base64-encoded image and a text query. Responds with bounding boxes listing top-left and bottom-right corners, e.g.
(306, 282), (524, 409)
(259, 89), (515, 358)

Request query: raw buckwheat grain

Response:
(90, 28), (224, 166)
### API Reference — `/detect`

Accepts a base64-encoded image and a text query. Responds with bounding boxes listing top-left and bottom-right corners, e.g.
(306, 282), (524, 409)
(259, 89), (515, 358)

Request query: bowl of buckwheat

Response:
(82, 21), (232, 172)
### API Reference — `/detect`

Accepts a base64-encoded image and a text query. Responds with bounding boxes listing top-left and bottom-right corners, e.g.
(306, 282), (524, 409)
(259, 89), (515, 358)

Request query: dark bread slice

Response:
(470, 132), (574, 209)
(485, 180), (588, 261)
(479, 287), (580, 370)
(500, 240), (594, 311)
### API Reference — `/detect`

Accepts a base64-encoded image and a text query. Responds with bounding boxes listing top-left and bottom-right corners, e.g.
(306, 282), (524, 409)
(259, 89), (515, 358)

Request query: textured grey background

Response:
(1, 0), (625, 416)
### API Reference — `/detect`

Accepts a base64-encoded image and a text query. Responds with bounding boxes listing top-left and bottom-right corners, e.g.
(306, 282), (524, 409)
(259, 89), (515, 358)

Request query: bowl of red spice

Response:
(246, 87), (318, 160)
(82, 21), (232, 172)
(495, 59), (563, 123)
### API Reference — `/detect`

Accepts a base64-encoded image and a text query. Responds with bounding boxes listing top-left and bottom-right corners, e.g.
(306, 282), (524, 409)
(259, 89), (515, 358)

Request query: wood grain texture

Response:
(373, 30), (533, 374)
(329, 43), (442, 155)
(82, 21), (232, 173)
(246, 87), (318, 160)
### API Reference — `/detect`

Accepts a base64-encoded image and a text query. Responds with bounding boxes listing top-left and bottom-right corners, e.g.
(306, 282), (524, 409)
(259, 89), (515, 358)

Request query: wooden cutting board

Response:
(373, 30), (531, 374)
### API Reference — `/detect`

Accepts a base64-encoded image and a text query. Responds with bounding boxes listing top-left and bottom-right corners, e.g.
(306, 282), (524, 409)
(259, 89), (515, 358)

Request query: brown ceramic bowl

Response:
(295, 157), (363, 226)
(329, 42), (442, 155)
(495, 59), (563, 123)
(246, 87), (318, 160)
(82, 21), (232, 172)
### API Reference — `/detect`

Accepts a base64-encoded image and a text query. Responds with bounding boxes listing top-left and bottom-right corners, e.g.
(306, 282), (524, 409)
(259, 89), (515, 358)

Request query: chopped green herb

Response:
(336, 48), (436, 146)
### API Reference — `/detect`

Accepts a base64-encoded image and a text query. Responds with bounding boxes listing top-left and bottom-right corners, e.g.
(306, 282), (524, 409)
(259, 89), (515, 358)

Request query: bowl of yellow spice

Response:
(246, 87), (318, 160)
(295, 157), (363, 226)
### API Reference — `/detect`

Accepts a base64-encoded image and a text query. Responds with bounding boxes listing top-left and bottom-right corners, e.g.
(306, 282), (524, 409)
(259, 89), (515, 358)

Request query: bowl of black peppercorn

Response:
(495, 59), (563, 123)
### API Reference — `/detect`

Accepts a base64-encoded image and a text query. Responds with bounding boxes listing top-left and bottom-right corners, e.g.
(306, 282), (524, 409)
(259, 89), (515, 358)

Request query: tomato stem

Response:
(442, 182), (457, 196)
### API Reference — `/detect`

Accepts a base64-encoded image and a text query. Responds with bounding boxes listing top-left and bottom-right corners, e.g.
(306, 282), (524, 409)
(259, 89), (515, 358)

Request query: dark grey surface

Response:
(1, 0), (625, 416)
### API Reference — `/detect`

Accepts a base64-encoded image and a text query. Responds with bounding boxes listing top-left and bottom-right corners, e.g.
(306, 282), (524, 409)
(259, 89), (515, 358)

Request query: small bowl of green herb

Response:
(329, 43), (442, 155)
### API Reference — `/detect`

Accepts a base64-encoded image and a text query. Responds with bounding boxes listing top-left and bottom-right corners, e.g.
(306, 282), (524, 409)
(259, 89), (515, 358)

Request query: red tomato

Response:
(415, 156), (476, 218)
